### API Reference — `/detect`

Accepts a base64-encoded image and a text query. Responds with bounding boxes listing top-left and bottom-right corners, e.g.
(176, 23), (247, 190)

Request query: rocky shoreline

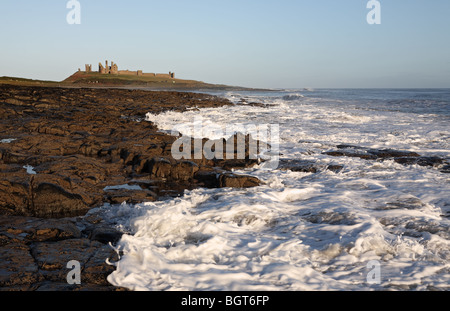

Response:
(0, 84), (263, 290)
(3, 84), (448, 291)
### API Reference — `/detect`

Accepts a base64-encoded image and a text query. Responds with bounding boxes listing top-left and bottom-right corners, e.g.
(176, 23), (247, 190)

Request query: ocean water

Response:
(102, 89), (450, 291)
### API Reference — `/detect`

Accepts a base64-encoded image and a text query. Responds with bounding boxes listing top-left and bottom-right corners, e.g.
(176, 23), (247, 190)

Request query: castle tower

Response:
(99, 62), (105, 74)
(111, 62), (118, 74)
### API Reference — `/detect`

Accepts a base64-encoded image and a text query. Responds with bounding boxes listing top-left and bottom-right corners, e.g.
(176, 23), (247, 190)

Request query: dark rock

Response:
(0, 84), (262, 218)
(89, 227), (123, 245)
(30, 239), (117, 285)
(194, 170), (260, 188)
(326, 144), (446, 172)
(0, 215), (126, 291)
(148, 157), (173, 179)
(335, 144), (421, 158)
(324, 150), (377, 160)
(171, 161), (199, 181)
(0, 174), (31, 216)
(5, 98), (27, 106)
(326, 164), (344, 173)
(279, 159), (318, 173)
(194, 170), (221, 188)
(371, 149), (421, 158)
(218, 159), (256, 170)
(441, 164), (450, 174)
(218, 173), (260, 188)
(0, 242), (42, 288)
(279, 159), (344, 174)
(416, 157), (444, 167)
(328, 145), (421, 159)
(32, 182), (88, 218)
(0, 217), (81, 243)
(394, 156), (443, 167)
(0, 83), (266, 291)
(105, 188), (157, 205)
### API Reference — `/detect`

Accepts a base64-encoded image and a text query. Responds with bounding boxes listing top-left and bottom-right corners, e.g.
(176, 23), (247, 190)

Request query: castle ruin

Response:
(98, 60), (118, 75)
(84, 60), (175, 79)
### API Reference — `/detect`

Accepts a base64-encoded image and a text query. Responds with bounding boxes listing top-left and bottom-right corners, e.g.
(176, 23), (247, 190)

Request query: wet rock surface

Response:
(324, 144), (449, 172)
(0, 215), (123, 291)
(0, 84), (266, 216)
(0, 84), (264, 290)
(278, 159), (344, 174)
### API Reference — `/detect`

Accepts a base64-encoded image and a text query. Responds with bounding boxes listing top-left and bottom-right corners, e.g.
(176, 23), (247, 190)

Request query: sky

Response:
(0, 0), (449, 89)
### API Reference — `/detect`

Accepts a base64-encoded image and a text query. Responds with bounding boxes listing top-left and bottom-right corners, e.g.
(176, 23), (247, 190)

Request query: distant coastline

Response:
(0, 72), (271, 92)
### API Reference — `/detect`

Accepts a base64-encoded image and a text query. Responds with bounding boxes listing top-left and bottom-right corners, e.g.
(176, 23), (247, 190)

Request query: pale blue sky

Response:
(0, 0), (449, 88)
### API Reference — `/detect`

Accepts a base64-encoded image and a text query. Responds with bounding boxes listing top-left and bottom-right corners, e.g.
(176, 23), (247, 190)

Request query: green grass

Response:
(63, 72), (203, 86)
(1, 72), (263, 91)
(0, 76), (59, 84)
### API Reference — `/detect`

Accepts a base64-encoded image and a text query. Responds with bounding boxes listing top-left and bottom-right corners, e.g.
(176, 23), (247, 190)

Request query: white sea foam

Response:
(1, 138), (16, 144)
(23, 165), (36, 175)
(107, 90), (450, 291)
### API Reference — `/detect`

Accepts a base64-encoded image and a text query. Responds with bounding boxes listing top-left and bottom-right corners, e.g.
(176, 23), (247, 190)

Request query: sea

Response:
(96, 88), (450, 291)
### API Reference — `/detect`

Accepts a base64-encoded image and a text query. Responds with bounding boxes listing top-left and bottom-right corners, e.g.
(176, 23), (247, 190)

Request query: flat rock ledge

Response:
(0, 215), (124, 291)
(324, 144), (449, 173)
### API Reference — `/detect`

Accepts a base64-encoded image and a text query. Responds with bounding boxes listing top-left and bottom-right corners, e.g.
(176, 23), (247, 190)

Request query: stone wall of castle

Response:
(110, 62), (118, 75)
(140, 72), (156, 77)
(98, 60), (118, 75)
(118, 70), (139, 76)
(84, 60), (174, 79)
(117, 72), (175, 79)
(155, 73), (172, 79)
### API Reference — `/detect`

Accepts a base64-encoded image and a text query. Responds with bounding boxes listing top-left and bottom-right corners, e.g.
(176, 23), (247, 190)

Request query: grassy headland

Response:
(1, 71), (266, 91)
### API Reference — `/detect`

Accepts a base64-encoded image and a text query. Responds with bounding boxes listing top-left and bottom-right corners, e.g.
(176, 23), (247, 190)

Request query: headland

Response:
(1, 60), (269, 92)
